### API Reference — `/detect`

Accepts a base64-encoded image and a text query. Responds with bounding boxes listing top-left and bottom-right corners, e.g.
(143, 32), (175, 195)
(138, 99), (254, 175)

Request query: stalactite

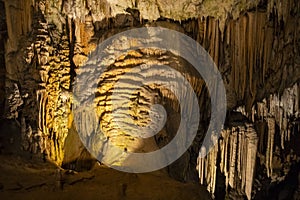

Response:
(267, 0), (293, 24)
(240, 16), (247, 100)
(268, 116), (276, 173)
(198, 147), (206, 185)
(198, 123), (258, 200)
(224, 130), (230, 186)
(237, 126), (243, 179)
(266, 117), (275, 177)
(245, 124), (258, 200)
(228, 127), (237, 188)
(248, 12), (255, 96)
(258, 84), (298, 147)
(206, 144), (218, 195)
(235, 83), (299, 181)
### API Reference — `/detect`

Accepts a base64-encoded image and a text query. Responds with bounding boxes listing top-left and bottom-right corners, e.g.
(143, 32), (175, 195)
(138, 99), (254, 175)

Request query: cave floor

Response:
(0, 155), (211, 200)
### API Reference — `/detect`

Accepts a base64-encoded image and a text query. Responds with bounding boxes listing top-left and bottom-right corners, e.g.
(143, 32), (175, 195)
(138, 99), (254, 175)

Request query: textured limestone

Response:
(1, 0), (300, 199)
(2, 0), (73, 165)
(73, 38), (209, 172)
(4, 82), (24, 119)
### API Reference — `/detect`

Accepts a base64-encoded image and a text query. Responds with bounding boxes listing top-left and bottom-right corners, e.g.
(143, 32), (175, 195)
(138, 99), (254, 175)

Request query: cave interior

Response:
(0, 0), (299, 199)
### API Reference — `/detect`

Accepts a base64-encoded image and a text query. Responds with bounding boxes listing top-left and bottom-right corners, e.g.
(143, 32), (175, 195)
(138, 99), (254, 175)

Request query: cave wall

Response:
(0, 0), (299, 199)
(0, 1), (6, 117)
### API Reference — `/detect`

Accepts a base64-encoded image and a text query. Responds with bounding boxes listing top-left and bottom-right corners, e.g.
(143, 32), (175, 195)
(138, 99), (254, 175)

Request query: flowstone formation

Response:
(0, 0), (299, 199)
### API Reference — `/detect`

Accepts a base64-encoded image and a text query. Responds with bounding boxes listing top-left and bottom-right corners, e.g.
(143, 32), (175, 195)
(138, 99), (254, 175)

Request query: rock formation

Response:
(0, 0), (299, 199)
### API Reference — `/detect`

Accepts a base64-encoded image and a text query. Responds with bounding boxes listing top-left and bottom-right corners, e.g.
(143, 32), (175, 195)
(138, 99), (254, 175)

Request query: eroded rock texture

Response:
(2, 0), (73, 165)
(0, 0), (300, 199)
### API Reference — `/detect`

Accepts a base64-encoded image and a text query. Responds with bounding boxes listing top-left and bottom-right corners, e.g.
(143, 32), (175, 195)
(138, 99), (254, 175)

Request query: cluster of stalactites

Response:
(237, 83), (299, 148)
(238, 83), (300, 177)
(40, 0), (262, 28)
(236, 83), (299, 178)
(267, 0), (299, 24)
(197, 123), (258, 200)
(256, 83), (299, 149)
